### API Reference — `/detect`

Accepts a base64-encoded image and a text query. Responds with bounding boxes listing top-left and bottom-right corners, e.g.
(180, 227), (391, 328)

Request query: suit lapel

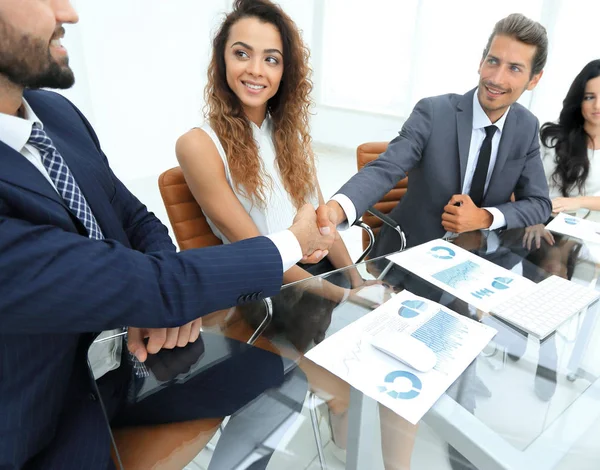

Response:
(487, 107), (517, 197)
(456, 89), (475, 188)
(24, 90), (130, 243)
(0, 140), (70, 211)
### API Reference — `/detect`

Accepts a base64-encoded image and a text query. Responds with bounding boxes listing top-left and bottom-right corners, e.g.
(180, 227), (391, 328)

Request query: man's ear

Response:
(527, 70), (544, 91)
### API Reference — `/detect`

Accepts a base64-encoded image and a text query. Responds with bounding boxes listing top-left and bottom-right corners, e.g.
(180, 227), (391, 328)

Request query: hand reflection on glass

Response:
(523, 224), (555, 250)
(347, 281), (396, 309)
(524, 234), (581, 280)
(452, 230), (484, 252)
(143, 334), (206, 382)
(240, 286), (337, 352)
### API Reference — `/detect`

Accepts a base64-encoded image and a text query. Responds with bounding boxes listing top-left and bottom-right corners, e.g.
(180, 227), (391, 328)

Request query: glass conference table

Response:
(97, 227), (600, 470)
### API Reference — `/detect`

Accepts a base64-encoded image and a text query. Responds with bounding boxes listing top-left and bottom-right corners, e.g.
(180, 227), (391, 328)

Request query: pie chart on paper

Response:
(429, 246), (456, 260)
(399, 300), (428, 318)
(491, 277), (514, 290)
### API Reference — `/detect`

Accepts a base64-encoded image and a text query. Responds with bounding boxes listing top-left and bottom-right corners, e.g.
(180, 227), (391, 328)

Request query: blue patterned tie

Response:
(27, 123), (148, 378)
(28, 123), (104, 240)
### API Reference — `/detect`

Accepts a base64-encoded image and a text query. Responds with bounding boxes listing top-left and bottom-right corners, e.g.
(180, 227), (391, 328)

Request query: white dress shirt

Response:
(1, 100), (303, 379)
(332, 89), (509, 232)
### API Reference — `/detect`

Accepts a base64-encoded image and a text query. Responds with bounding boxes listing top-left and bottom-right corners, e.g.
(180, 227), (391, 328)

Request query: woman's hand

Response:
(523, 224), (555, 250)
(552, 197), (581, 213)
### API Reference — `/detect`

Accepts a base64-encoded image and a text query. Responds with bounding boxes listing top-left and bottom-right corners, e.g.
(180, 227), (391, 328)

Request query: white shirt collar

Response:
(472, 89), (509, 133)
(249, 114), (272, 135)
(0, 98), (43, 153)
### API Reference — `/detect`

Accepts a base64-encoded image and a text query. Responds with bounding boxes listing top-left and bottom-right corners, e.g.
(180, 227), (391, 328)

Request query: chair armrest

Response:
(246, 297), (274, 345)
(352, 220), (375, 264)
(365, 207), (407, 252)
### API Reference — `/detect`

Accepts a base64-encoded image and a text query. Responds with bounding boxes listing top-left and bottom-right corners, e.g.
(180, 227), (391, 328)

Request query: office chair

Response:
(356, 142), (407, 254)
(103, 169), (266, 470)
(110, 419), (222, 470)
(158, 166), (382, 470)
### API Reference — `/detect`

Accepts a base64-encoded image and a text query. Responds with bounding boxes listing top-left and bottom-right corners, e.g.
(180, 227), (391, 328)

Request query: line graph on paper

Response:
(432, 260), (481, 288)
(341, 338), (367, 375)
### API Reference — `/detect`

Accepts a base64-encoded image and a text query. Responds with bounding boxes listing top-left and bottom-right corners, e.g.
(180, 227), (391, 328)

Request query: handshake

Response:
(128, 202), (347, 363)
(288, 202), (345, 263)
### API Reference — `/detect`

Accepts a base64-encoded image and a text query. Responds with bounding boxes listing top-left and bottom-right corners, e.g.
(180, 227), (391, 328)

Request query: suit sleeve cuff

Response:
(266, 230), (303, 272)
(484, 207), (507, 231)
(330, 194), (357, 231)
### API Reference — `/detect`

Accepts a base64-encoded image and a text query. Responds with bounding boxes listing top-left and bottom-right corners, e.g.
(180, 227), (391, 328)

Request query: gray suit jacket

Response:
(337, 88), (552, 254)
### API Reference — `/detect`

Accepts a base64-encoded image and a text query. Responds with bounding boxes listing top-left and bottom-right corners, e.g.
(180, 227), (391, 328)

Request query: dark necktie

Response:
(469, 125), (497, 207)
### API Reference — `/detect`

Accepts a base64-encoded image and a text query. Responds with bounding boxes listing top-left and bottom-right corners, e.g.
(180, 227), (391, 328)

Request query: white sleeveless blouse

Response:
(199, 118), (319, 244)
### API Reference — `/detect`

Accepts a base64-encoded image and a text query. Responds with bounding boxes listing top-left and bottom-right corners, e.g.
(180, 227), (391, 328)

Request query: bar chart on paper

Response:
(411, 309), (469, 373)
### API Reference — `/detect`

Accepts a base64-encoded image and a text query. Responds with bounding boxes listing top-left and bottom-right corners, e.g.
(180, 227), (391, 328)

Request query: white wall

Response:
(60, 0), (324, 183)
(62, 0), (230, 184)
(59, 0), (600, 182)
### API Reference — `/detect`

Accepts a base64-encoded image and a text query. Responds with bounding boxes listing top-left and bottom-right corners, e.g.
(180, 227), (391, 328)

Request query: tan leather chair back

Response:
(356, 142), (408, 251)
(158, 167), (222, 251)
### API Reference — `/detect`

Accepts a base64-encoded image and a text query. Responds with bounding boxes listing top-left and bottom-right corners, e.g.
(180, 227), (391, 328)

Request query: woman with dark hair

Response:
(177, 1), (415, 468)
(540, 59), (600, 218)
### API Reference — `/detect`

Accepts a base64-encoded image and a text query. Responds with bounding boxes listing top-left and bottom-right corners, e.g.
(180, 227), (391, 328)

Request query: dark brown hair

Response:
(482, 13), (548, 77)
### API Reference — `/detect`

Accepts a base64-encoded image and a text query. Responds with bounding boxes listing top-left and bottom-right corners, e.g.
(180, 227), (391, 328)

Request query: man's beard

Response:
(0, 19), (74, 89)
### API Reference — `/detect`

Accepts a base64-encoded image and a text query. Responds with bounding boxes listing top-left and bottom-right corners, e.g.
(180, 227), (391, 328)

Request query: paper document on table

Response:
(386, 239), (535, 312)
(305, 290), (497, 424)
(546, 212), (600, 244)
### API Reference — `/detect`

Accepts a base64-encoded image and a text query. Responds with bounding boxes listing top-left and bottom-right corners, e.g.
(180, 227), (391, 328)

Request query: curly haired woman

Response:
(176, 1), (416, 469)
(176, 0), (363, 292)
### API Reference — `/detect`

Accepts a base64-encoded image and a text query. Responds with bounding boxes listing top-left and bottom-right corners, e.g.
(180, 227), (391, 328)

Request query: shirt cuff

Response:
(330, 194), (357, 231)
(483, 207), (506, 231)
(266, 230), (303, 272)
(485, 231), (500, 254)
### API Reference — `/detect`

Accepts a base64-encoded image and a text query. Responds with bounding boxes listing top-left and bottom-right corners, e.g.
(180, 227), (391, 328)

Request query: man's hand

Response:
(523, 224), (555, 250)
(127, 318), (203, 362)
(320, 200), (346, 228)
(552, 197), (581, 213)
(289, 204), (336, 264)
(442, 194), (493, 233)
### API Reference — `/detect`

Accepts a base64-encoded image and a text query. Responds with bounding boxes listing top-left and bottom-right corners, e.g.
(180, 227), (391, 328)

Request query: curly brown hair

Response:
(204, 0), (316, 209)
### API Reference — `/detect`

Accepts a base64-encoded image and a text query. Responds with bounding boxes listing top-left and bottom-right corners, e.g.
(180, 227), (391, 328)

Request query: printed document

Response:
(386, 239), (535, 312)
(305, 290), (497, 424)
(546, 212), (600, 244)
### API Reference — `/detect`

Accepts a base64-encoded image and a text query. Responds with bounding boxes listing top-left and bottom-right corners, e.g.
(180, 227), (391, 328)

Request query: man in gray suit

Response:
(324, 13), (552, 256)
(319, 13), (553, 470)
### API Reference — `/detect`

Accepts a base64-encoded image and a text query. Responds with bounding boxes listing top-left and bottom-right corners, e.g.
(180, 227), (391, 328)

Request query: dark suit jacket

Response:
(337, 88), (552, 253)
(0, 90), (284, 469)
